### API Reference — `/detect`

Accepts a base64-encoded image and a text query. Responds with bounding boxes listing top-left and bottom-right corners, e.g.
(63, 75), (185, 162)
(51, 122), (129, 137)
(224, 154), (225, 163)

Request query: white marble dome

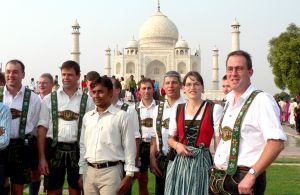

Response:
(126, 39), (138, 48)
(175, 38), (188, 48)
(139, 11), (178, 47)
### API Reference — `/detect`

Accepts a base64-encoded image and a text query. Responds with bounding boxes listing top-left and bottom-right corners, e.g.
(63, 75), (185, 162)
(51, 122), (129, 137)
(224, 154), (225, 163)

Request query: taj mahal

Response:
(70, 4), (241, 100)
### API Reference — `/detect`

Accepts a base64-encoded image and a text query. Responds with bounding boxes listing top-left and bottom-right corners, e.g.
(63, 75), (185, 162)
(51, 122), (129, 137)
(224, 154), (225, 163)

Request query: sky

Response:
(0, 0), (299, 95)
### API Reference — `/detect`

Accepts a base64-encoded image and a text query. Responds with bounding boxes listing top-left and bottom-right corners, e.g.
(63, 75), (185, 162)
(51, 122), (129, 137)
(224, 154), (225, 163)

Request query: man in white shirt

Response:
(78, 76), (137, 195)
(150, 71), (186, 195)
(2, 59), (41, 195)
(133, 78), (158, 195)
(28, 73), (54, 195)
(38, 61), (94, 195)
(212, 50), (287, 195)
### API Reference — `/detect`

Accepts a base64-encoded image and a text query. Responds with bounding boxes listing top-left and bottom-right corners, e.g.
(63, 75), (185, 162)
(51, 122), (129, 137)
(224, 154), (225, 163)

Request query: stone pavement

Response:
(280, 123), (300, 157)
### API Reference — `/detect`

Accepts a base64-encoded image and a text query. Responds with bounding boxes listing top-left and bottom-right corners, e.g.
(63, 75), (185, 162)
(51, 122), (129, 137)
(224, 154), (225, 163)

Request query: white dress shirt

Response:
(214, 85), (287, 170)
(169, 101), (223, 137)
(38, 88), (95, 143)
(131, 99), (157, 142)
(3, 85), (41, 138)
(152, 96), (186, 155)
(115, 100), (141, 138)
(79, 105), (138, 174)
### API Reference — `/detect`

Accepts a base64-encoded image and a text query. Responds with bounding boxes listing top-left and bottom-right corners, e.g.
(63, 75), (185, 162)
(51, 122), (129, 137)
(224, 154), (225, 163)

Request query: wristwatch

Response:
(249, 168), (257, 177)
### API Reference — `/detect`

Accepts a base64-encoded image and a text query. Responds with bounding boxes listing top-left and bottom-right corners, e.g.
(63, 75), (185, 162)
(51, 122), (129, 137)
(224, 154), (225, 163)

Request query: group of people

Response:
(278, 98), (300, 134)
(0, 50), (287, 195)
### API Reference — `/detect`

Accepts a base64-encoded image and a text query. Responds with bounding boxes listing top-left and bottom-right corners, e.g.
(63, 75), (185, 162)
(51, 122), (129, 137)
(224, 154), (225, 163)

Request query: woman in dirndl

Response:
(165, 71), (223, 195)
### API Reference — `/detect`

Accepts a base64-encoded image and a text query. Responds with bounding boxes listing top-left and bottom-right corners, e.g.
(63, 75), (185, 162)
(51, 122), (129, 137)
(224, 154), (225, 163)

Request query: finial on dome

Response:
(158, 0), (160, 12)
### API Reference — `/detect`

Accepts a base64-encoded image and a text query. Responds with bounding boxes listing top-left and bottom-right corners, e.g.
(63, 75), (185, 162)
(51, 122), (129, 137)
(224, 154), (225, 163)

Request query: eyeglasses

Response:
(184, 82), (202, 88)
(226, 66), (245, 73)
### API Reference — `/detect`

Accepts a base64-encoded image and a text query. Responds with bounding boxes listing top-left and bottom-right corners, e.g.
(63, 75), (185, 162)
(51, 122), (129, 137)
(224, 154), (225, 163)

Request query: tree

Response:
(268, 23), (300, 98)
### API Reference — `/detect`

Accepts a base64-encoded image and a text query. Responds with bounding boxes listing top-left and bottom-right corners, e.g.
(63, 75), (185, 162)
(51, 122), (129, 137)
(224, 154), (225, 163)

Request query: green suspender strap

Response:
(0, 86), (3, 102)
(155, 102), (165, 152)
(227, 90), (262, 175)
(77, 92), (88, 142)
(121, 103), (129, 112)
(0, 86), (31, 139)
(51, 91), (59, 147)
(135, 102), (142, 138)
(19, 88), (31, 139)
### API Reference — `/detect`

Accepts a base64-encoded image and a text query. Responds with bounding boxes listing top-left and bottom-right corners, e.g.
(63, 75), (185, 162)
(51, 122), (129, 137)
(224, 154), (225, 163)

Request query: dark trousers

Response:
(223, 171), (266, 195)
(155, 175), (166, 195)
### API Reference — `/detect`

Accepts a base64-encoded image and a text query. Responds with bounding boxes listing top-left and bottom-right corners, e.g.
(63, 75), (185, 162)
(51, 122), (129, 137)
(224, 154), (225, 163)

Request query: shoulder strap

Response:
(207, 100), (215, 127)
(227, 90), (262, 175)
(121, 103), (129, 112)
(51, 91), (59, 147)
(155, 101), (165, 152)
(19, 88), (31, 139)
(77, 92), (88, 142)
(0, 86), (3, 102)
(135, 102), (142, 138)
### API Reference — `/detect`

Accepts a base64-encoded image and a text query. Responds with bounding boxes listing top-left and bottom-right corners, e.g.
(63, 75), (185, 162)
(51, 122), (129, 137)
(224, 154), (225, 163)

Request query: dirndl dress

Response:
(164, 144), (212, 195)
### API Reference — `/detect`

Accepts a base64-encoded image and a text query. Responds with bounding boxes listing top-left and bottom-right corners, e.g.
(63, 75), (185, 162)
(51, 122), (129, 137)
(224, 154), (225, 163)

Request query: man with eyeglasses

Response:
(210, 50), (287, 195)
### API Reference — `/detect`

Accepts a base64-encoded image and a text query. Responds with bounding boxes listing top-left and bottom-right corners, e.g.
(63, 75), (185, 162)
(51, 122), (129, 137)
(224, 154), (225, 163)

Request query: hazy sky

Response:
(1, 0), (299, 95)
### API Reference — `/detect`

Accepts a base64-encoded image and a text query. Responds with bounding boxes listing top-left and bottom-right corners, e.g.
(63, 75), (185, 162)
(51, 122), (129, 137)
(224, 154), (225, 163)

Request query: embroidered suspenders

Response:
(19, 88), (31, 139)
(155, 101), (165, 153)
(0, 86), (31, 139)
(51, 91), (88, 147)
(78, 93), (88, 142)
(226, 90), (262, 175)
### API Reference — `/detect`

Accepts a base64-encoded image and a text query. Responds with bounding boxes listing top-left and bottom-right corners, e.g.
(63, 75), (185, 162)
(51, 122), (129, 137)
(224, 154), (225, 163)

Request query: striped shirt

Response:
(0, 103), (11, 150)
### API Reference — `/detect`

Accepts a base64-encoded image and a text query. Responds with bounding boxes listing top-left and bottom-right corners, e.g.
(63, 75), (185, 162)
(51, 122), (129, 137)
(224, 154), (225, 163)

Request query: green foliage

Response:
(268, 23), (300, 98)
(273, 91), (291, 102)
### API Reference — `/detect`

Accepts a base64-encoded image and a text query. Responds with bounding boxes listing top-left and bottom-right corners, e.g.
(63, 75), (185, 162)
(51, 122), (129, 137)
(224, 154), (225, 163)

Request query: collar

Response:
(4, 85), (25, 96)
(91, 104), (118, 116)
(227, 84), (255, 105)
(138, 99), (156, 109)
(165, 96), (186, 109)
(58, 87), (82, 97)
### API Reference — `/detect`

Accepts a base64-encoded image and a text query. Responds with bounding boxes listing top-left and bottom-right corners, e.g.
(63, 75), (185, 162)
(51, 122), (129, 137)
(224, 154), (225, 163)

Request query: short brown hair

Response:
(6, 59), (25, 73)
(226, 50), (252, 69)
(138, 78), (154, 89)
(60, 60), (80, 75)
(182, 71), (204, 86)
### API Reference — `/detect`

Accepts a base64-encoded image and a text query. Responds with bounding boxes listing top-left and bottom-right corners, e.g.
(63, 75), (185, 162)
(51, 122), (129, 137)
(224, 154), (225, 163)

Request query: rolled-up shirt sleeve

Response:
(257, 93), (287, 141)
(37, 96), (51, 129)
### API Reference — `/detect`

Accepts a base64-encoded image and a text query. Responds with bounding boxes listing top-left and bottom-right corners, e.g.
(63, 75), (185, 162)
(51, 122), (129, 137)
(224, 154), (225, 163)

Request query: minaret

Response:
(231, 18), (240, 51)
(104, 47), (111, 76)
(211, 46), (219, 90)
(71, 19), (81, 64)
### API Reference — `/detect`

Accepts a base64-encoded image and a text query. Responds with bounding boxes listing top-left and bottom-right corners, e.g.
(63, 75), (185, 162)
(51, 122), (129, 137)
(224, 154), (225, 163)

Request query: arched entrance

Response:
(146, 60), (166, 86)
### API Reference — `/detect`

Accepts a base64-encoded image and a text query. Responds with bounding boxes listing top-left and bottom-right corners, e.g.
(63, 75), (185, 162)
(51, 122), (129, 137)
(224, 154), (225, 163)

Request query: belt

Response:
(58, 110), (79, 121)
(141, 118), (153, 127)
(87, 161), (120, 169)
